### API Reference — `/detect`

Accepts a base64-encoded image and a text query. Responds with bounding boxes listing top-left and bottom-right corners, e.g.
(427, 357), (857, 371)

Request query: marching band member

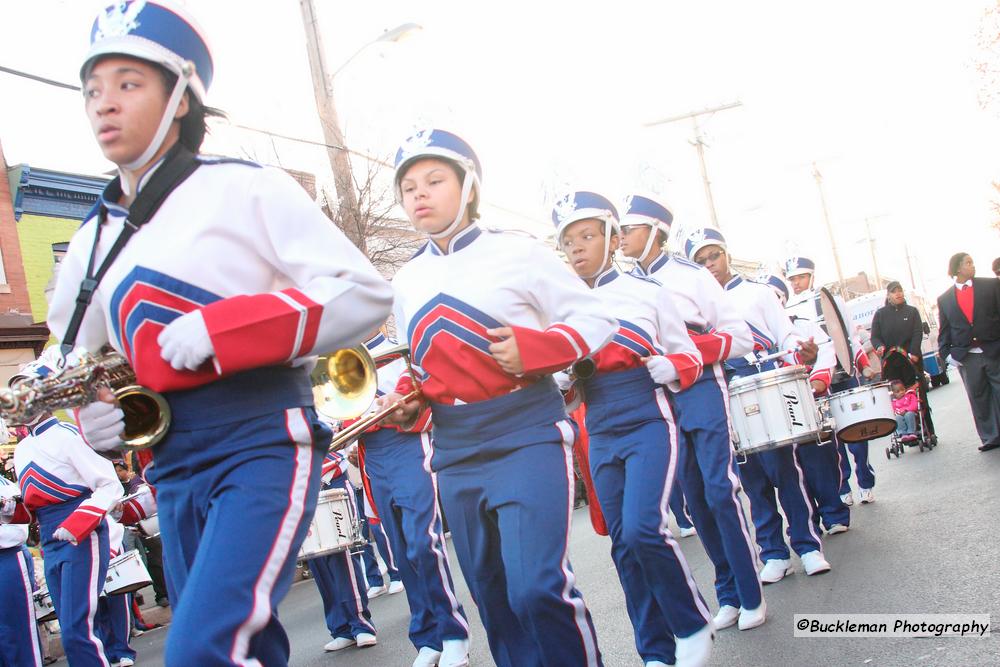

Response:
(307, 449), (377, 653)
(3, 356), (122, 667)
(96, 517), (136, 667)
(687, 229), (832, 586)
(382, 128), (615, 666)
(782, 258), (854, 533)
(556, 192), (713, 667)
(44, 3), (392, 664)
(618, 196), (762, 632)
(0, 474), (43, 667)
(356, 332), (470, 667)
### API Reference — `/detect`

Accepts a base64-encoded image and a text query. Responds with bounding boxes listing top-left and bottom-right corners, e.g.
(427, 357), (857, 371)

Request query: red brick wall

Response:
(0, 141), (34, 317)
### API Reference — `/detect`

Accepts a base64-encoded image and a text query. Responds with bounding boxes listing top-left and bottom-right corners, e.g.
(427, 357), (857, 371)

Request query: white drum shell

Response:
(137, 514), (159, 538)
(298, 488), (361, 560)
(826, 383), (895, 443)
(33, 586), (57, 622)
(728, 366), (823, 455)
(104, 549), (152, 595)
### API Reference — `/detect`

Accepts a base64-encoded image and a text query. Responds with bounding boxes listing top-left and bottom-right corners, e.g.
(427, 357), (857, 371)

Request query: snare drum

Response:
(33, 586), (57, 622)
(823, 382), (895, 443)
(728, 365), (826, 456)
(298, 488), (364, 560)
(104, 549), (152, 595)
(137, 514), (160, 538)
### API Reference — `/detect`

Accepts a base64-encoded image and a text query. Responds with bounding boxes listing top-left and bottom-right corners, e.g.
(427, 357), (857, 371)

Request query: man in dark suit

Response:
(937, 252), (1000, 451)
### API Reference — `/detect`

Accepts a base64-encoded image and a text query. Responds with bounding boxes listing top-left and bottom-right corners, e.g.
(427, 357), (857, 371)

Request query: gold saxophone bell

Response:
(115, 385), (172, 450)
(310, 346), (378, 421)
(0, 351), (170, 452)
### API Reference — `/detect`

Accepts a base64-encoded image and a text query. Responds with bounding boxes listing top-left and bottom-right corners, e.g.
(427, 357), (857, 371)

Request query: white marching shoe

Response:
(366, 584), (387, 599)
(440, 638), (471, 667)
(324, 637), (356, 651)
(840, 491), (854, 506)
(738, 600), (767, 630)
(388, 580), (406, 594)
(645, 662), (674, 667)
(712, 604), (739, 630)
(800, 550), (832, 576)
(679, 526), (698, 538)
(356, 632), (377, 648)
(674, 622), (714, 667)
(413, 646), (443, 667)
(826, 523), (849, 535)
(759, 558), (793, 584)
(859, 488), (875, 504)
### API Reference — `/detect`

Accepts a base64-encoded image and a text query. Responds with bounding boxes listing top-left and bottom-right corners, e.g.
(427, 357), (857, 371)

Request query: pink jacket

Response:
(892, 389), (918, 415)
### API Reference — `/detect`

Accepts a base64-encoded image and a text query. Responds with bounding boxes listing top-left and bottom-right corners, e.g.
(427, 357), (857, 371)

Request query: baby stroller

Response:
(882, 347), (936, 458)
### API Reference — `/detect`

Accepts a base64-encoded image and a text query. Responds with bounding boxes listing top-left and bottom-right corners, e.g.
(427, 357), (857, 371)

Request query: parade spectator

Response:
(937, 253), (1000, 452)
(871, 281), (934, 437)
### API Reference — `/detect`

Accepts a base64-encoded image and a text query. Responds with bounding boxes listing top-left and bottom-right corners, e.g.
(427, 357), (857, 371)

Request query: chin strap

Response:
(121, 61), (194, 195)
(583, 218), (616, 280)
(428, 165), (476, 240)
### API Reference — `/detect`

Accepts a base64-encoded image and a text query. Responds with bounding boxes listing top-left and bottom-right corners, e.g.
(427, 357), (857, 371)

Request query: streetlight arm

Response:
(331, 22), (423, 79)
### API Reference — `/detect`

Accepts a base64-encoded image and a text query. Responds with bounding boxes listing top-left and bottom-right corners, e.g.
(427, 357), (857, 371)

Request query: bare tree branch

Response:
(320, 158), (424, 275)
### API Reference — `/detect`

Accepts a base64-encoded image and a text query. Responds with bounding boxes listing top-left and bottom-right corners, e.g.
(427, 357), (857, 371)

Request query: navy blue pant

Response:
(148, 398), (328, 667)
(797, 439), (850, 532)
(838, 441), (875, 494)
(38, 499), (111, 667)
(432, 380), (602, 667)
(96, 592), (134, 663)
(306, 477), (376, 640)
(0, 545), (43, 667)
(585, 368), (711, 664)
(673, 366), (762, 610)
(362, 429), (469, 652)
(668, 485), (695, 530)
(738, 446), (823, 561)
(354, 486), (401, 588)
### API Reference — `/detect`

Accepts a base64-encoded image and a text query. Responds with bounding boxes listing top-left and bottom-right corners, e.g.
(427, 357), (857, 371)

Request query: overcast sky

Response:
(2, 1), (998, 298)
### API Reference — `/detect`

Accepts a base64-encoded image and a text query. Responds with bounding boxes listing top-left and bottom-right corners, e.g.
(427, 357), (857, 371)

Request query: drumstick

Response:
(755, 346), (800, 364)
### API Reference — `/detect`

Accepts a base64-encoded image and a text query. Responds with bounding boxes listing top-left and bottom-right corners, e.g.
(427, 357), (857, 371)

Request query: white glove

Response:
(77, 400), (125, 452)
(52, 526), (77, 544)
(946, 354), (962, 369)
(645, 355), (678, 386)
(108, 501), (124, 522)
(861, 366), (876, 379)
(158, 310), (215, 371)
(553, 370), (573, 392)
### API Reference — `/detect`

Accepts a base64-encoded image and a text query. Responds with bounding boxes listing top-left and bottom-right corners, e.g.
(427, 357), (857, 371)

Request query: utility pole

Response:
(904, 243), (919, 291)
(299, 0), (362, 250)
(644, 101), (742, 231)
(811, 163), (848, 297)
(863, 216), (882, 290)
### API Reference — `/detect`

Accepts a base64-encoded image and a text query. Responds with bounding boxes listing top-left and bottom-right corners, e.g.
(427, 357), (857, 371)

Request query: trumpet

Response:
(326, 343), (422, 452)
(0, 350), (170, 451)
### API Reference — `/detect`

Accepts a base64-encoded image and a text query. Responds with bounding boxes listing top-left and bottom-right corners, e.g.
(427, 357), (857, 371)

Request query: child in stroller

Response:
(891, 380), (919, 443)
(883, 348), (937, 457)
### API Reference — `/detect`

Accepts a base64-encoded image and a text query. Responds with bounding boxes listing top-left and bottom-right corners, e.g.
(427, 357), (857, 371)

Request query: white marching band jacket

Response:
(391, 224), (617, 405)
(0, 477), (28, 548)
(630, 252), (753, 367)
(11, 418), (121, 543)
(586, 267), (703, 392)
(47, 159), (392, 393)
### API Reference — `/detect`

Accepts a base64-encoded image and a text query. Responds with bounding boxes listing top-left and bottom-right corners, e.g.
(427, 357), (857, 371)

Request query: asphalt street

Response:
(123, 371), (1000, 667)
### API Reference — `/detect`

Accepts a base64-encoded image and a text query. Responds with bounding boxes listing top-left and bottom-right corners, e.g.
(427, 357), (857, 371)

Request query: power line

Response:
(1, 62), (542, 225)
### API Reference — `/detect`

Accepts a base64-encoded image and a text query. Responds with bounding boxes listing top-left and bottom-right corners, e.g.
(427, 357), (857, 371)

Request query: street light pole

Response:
(299, 0), (420, 250)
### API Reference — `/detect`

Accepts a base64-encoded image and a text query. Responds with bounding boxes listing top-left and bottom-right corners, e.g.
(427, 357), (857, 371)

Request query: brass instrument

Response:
(310, 346), (379, 422)
(0, 351), (170, 451)
(326, 344), (421, 452)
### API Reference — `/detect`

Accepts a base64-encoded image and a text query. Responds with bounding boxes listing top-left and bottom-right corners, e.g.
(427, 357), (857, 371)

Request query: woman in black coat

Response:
(871, 281), (935, 437)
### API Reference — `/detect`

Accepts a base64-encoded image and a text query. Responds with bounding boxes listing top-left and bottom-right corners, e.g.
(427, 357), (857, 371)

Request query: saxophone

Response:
(0, 350), (170, 451)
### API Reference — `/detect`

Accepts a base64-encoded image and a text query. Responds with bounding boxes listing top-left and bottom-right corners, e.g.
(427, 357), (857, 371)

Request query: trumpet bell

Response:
(311, 346), (377, 421)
